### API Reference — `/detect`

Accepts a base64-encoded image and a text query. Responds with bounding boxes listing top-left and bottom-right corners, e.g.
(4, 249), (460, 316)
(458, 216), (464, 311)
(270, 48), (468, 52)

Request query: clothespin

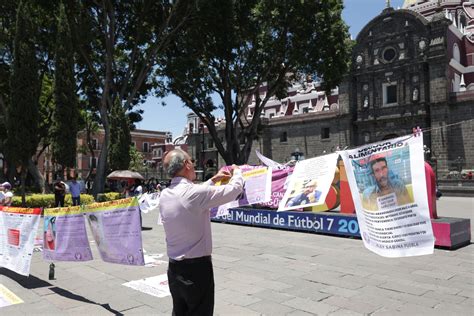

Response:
(412, 126), (422, 137)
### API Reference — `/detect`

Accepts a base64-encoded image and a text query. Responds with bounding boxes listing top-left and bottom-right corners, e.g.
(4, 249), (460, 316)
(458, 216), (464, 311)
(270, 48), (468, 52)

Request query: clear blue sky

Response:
(135, 0), (405, 138)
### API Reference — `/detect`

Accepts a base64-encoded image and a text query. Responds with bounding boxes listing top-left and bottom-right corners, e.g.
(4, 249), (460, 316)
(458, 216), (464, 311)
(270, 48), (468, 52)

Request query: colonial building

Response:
(185, 1), (474, 179)
(36, 128), (172, 182)
(348, 0), (474, 175)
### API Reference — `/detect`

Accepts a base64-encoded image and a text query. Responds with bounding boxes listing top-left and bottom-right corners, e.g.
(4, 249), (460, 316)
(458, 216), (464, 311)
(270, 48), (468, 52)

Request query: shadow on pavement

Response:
(50, 287), (123, 315)
(1, 268), (123, 315)
(0, 268), (50, 289)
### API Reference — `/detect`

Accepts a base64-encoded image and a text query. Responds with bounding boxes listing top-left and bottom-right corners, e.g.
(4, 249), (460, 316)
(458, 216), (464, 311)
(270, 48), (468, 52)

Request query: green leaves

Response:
(7, 0), (40, 166)
(162, 0), (350, 164)
(51, 2), (79, 169)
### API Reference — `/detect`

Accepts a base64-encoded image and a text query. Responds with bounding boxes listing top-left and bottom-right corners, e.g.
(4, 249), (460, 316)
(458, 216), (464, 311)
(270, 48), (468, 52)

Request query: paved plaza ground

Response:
(1, 196), (473, 315)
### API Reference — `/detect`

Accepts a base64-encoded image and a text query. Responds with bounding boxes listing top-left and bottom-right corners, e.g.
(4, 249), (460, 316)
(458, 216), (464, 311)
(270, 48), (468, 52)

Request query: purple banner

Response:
(257, 167), (294, 209)
(84, 198), (144, 265)
(43, 206), (93, 262)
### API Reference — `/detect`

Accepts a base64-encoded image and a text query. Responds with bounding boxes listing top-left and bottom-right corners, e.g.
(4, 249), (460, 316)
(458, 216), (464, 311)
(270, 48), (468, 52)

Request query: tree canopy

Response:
(162, 0), (351, 164)
(68, 0), (195, 195)
(6, 0), (40, 203)
(51, 2), (79, 170)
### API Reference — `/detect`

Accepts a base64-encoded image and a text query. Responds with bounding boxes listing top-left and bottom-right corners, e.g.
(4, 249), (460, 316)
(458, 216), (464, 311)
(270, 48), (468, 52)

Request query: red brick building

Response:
(37, 128), (172, 182)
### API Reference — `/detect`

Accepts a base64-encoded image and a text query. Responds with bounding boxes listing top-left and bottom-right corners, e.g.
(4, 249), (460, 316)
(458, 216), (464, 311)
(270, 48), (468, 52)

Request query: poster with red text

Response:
(0, 206), (41, 276)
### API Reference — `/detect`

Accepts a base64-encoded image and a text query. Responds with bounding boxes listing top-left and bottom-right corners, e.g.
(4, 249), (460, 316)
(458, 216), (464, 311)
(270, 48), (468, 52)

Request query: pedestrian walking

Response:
(159, 149), (243, 315)
(0, 182), (14, 206)
(69, 176), (81, 206)
(54, 179), (66, 207)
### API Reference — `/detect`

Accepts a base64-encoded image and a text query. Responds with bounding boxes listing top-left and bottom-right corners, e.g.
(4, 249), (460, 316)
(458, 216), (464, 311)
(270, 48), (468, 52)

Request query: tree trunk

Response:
(27, 158), (46, 193)
(92, 102), (110, 197)
(6, 160), (16, 184)
(20, 167), (27, 207)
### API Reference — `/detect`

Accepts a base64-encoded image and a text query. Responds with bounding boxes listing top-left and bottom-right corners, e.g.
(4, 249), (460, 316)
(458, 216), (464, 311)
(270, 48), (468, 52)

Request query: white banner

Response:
(138, 192), (160, 214)
(211, 166), (272, 217)
(340, 134), (434, 257)
(278, 153), (338, 211)
(0, 207), (41, 276)
(255, 150), (285, 169)
(123, 274), (171, 298)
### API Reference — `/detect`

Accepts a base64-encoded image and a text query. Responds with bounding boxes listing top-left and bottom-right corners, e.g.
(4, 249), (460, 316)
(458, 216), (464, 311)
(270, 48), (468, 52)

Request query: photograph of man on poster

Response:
(362, 155), (413, 211)
(285, 179), (322, 208)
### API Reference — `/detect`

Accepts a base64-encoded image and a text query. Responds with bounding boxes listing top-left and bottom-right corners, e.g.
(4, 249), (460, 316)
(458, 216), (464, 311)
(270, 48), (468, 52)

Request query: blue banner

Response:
(213, 208), (361, 238)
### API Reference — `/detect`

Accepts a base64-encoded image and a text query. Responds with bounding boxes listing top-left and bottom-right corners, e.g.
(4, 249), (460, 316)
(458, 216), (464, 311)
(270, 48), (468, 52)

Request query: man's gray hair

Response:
(164, 149), (187, 178)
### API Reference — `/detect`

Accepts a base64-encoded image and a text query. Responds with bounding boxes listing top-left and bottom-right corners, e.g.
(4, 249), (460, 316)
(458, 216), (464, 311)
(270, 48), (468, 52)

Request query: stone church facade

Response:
(186, 1), (474, 179)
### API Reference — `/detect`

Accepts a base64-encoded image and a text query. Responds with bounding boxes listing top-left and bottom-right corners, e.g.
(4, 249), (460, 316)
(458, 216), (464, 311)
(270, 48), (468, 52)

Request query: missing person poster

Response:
(83, 198), (144, 265)
(340, 134), (434, 257)
(0, 206), (41, 276)
(211, 166), (272, 217)
(42, 206), (93, 262)
(278, 153), (338, 211)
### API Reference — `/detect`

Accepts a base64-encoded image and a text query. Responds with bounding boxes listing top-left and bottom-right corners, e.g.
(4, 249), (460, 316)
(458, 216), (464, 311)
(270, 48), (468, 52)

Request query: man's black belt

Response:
(169, 255), (211, 264)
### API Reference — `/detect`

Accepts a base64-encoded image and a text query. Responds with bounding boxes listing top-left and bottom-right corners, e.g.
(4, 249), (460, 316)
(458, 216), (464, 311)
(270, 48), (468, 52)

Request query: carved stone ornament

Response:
(412, 88), (419, 102)
(363, 84), (369, 91)
(430, 37), (444, 46)
(419, 40), (426, 50)
(356, 55), (363, 64)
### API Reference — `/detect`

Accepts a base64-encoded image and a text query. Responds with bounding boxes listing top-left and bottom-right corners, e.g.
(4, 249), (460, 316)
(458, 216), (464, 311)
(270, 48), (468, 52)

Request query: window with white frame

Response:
(208, 138), (214, 148)
(266, 108), (276, 118)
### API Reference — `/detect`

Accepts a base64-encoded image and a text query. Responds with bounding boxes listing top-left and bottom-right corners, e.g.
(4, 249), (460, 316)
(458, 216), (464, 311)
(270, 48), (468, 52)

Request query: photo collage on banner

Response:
(278, 153), (339, 212)
(0, 206), (41, 276)
(211, 165), (272, 217)
(83, 198), (145, 265)
(43, 206), (93, 262)
(340, 133), (435, 257)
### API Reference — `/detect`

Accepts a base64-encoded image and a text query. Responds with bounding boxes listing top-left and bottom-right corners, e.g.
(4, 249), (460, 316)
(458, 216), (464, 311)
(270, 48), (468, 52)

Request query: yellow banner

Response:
(43, 205), (82, 216)
(84, 197), (138, 213)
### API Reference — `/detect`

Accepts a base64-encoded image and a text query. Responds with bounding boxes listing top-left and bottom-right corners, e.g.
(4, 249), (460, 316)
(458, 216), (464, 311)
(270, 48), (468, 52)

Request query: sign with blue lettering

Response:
(212, 208), (361, 238)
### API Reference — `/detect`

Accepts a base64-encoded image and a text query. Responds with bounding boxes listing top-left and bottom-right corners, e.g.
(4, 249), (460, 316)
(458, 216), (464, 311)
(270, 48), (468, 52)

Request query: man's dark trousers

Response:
(167, 256), (214, 316)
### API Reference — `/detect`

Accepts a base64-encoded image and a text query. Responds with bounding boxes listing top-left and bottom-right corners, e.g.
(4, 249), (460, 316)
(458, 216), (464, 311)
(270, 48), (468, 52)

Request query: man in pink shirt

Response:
(160, 149), (243, 316)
